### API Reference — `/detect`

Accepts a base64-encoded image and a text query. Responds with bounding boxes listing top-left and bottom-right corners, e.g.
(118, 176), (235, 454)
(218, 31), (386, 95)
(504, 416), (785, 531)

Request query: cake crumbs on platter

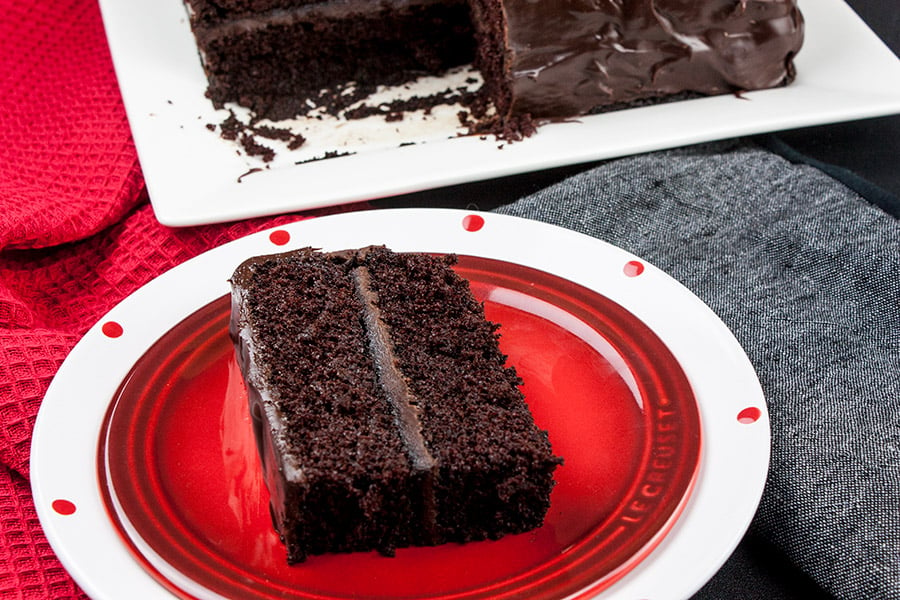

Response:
(237, 166), (267, 182)
(214, 110), (308, 163)
(199, 67), (496, 167)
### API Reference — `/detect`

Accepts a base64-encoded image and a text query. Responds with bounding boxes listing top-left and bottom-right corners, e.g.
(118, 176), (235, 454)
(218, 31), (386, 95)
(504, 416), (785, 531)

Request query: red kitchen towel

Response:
(0, 0), (144, 252)
(0, 1), (366, 597)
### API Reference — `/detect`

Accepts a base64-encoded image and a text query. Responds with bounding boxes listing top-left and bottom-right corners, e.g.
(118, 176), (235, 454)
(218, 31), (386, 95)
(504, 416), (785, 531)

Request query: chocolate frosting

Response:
(351, 264), (439, 540)
(502, 0), (804, 117)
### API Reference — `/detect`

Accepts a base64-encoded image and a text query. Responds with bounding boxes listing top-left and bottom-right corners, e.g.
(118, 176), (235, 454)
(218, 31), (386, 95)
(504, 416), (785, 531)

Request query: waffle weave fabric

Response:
(2, 0), (898, 598)
(0, 0), (143, 251)
(0, 1), (132, 594)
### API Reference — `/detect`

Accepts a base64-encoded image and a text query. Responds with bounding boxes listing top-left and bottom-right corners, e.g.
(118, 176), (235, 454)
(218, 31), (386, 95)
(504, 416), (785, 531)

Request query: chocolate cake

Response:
(229, 246), (561, 562)
(184, 0), (804, 137)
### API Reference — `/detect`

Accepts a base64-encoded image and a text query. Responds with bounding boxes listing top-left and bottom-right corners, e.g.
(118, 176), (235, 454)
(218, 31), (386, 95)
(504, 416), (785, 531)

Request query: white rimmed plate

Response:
(31, 209), (769, 599)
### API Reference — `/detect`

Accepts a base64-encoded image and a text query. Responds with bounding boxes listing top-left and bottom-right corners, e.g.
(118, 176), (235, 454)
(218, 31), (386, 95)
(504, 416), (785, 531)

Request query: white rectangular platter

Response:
(98, 0), (900, 226)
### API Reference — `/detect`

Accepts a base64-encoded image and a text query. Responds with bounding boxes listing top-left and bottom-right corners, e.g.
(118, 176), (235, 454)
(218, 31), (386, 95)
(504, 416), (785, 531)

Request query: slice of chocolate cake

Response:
(230, 246), (561, 562)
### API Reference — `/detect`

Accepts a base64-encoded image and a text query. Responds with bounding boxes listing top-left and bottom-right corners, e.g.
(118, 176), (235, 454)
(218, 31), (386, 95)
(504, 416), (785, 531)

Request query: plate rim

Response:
(31, 208), (770, 600)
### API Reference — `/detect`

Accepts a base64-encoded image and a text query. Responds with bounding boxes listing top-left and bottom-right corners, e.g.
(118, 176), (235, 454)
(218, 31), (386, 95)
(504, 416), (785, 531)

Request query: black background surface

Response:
(691, 2), (898, 595)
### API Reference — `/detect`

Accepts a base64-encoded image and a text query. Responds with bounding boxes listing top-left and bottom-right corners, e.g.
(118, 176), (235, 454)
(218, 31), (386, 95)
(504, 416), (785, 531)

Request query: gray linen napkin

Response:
(493, 139), (900, 600)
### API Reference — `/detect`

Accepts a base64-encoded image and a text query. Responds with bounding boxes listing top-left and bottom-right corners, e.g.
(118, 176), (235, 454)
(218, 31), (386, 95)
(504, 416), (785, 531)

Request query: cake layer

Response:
(187, 0), (476, 120)
(230, 246), (561, 562)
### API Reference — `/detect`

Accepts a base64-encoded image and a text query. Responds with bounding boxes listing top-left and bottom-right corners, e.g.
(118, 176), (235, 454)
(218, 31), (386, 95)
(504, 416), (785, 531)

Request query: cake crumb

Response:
(239, 133), (276, 162)
(213, 110), (307, 161)
(237, 167), (265, 182)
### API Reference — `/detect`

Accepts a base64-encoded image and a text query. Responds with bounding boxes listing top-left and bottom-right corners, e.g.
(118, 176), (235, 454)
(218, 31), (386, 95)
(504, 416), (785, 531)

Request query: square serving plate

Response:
(98, 0), (900, 226)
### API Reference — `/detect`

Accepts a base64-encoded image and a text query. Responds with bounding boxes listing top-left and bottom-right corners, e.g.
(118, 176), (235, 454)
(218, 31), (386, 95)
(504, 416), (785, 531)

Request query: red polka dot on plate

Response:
(737, 407), (762, 424)
(269, 230), (291, 246)
(461, 214), (485, 232)
(623, 260), (645, 277)
(101, 321), (123, 338)
(52, 499), (77, 515)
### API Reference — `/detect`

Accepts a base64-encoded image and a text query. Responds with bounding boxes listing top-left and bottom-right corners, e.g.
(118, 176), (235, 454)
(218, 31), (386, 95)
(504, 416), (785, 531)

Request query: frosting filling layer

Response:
(351, 265), (435, 474)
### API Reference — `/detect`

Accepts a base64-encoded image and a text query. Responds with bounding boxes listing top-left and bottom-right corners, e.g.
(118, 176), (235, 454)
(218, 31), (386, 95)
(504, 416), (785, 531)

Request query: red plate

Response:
(100, 255), (701, 600)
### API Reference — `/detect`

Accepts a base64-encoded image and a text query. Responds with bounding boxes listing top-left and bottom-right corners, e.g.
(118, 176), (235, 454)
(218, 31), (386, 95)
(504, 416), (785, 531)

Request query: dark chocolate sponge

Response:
(230, 246), (562, 562)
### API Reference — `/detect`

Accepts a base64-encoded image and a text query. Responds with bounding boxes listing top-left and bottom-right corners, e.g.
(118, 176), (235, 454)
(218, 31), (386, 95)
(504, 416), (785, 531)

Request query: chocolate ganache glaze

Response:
(501, 0), (805, 118)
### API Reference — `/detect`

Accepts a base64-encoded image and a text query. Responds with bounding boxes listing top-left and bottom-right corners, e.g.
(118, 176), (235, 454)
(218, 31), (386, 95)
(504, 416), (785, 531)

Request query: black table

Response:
(376, 1), (899, 597)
